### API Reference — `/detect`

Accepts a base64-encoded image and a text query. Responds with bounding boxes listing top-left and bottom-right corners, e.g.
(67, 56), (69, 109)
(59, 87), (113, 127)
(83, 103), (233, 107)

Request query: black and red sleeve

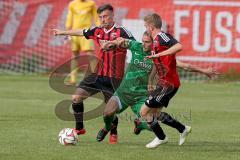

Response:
(83, 27), (98, 39)
(119, 26), (135, 40)
(158, 32), (179, 48)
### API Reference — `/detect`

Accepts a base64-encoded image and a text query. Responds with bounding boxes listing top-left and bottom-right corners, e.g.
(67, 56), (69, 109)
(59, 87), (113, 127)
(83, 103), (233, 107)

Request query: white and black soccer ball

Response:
(58, 128), (78, 146)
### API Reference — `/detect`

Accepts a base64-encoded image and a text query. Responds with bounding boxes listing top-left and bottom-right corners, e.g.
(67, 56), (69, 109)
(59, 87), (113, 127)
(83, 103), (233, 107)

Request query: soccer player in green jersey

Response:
(96, 31), (217, 144)
(96, 31), (155, 143)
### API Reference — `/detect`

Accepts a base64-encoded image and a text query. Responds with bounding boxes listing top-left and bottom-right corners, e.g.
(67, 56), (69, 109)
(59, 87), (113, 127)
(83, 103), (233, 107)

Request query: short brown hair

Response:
(97, 4), (114, 14)
(144, 13), (162, 29)
(143, 31), (153, 42)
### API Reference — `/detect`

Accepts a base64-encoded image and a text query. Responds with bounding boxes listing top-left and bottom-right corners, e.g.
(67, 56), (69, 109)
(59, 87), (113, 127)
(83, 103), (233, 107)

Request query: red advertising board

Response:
(0, 0), (239, 72)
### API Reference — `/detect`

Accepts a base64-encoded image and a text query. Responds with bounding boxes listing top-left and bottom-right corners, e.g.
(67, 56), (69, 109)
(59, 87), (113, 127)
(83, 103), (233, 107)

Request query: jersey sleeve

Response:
(158, 32), (179, 48)
(129, 40), (142, 52)
(120, 26), (135, 40)
(83, 27), (98, 39)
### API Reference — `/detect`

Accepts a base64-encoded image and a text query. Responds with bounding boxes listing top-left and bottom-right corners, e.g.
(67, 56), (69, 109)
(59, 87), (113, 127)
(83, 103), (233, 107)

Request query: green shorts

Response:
(112, 93), (145, 117)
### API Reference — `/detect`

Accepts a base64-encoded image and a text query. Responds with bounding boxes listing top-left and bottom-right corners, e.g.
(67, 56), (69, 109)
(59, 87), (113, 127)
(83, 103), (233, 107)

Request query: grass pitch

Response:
(0, 75), (239, 160)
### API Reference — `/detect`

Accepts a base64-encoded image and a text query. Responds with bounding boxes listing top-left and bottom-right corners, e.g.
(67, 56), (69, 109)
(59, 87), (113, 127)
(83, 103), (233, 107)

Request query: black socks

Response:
(148, 121), (166, 140)
(110, 116), (118, 135)
(159, 112), (185, 133)
(72, 102), (84, 130)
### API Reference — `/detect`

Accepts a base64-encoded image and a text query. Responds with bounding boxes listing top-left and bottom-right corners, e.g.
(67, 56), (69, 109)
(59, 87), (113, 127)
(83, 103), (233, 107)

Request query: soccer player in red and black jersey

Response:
(139, 13), (192, 148)
(53, 4), (135, 144)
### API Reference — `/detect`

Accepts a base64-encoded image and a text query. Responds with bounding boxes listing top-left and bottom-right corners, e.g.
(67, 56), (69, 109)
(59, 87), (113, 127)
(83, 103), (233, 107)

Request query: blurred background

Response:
(0, 1), (239, 160)
(0, 0), (239, 81)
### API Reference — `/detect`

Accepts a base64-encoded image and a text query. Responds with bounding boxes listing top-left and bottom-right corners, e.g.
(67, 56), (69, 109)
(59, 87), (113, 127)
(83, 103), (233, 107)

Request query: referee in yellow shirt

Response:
(66, 0), (99, 84)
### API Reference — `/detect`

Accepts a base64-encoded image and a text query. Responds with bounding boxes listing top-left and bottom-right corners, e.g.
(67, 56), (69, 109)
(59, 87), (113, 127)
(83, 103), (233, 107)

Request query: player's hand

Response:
(100, 41), (116, 51)
(148, 85), (155, 92)
(116, 37), (125, 45)
(203, 68), (220, 78)
(145, 54), (159, 60)
(116, 37), (130, 48)
(52, 29), (63, 36)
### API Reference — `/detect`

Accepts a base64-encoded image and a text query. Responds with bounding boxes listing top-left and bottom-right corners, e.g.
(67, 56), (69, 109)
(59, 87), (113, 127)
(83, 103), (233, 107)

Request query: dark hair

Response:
(144, 13), (162, 29)
(97, 4), (114, 14)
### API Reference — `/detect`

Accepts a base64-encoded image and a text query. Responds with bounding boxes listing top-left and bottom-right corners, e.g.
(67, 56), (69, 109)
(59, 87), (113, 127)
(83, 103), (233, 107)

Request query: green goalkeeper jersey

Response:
(114, 40), (153, 106)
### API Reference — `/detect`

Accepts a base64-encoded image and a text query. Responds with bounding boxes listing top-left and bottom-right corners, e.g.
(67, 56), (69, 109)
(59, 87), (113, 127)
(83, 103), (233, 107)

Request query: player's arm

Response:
(52, 29), (84, 36)
(146, 33), (182, 59)
(101, 38), (131, 50)
(146, 43), (182, 59)
(176, 60), (219, 78)
(148, 65), (157, 92)
(120, 26), (135, 40)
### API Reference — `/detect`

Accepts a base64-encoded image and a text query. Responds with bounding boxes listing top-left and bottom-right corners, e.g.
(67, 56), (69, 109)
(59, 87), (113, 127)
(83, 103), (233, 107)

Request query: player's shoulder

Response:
(84, 26), (99, 33)
(116, 25), (134, 37)
(129, 40), (143, 52)
(156, 31), (174, 42)
(130, 40), (142, 47)
(116, 25), (130, 32)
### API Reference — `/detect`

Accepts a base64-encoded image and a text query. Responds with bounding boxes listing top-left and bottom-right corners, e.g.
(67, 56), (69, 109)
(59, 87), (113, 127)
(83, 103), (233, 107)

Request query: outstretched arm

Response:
(176, 60), (219, 78)
(101, 37), (131, 50)
(148, 65), (157, 92)
(52, 29), (84, 36)
(146, 43), (182, 59)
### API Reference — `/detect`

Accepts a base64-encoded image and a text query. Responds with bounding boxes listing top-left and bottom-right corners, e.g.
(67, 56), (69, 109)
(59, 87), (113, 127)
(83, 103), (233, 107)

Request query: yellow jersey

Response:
(65, 0), (100, 30)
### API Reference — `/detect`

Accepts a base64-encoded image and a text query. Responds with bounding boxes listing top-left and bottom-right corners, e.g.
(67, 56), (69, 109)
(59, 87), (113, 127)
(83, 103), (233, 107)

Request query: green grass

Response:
(0, 75), (240, 160)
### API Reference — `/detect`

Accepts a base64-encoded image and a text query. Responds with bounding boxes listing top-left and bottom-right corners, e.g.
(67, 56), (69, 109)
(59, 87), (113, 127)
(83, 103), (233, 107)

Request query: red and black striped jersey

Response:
(152, 32), (180, 87)
(83, 24), (135, 79)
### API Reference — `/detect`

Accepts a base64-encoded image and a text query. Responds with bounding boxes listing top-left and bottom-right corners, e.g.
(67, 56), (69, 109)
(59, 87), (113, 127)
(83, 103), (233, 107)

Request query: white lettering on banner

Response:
(192, 10), (211, 52)
(0, 2), (27, 44)
(174, 9), (239, 55)
(24, 4), (52, 47)
(215, 12), (233, 53)
(174, 10), (189, 41)
(49, 7), (68, 46)
(235, 13), (240, 53)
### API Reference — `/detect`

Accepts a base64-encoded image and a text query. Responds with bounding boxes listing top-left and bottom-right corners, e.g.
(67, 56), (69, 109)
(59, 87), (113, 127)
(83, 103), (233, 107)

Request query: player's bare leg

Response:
(72, 88), (90, 135)
(140, 104), (151, 121)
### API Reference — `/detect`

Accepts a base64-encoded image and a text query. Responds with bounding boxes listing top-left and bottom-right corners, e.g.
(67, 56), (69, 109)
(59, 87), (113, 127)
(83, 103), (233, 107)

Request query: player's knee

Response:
(104, 98), (119, 117)
(72, 95), (83, 103)
(140, 110), (146, 118)
(140, 107), (148, 118)
(103, 106), (117, 117)
(103, 110), (114, 117)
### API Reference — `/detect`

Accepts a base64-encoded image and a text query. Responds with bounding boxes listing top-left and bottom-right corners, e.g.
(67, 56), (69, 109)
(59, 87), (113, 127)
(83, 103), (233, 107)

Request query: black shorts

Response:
(78, 74), (122, 103)
(145, 85), (178, 108)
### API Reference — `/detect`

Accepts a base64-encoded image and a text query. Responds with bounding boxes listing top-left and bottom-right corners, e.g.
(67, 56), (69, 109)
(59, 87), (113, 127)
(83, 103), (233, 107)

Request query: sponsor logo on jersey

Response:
(132, 51), (141, 56)
(134, 59), (152, 70)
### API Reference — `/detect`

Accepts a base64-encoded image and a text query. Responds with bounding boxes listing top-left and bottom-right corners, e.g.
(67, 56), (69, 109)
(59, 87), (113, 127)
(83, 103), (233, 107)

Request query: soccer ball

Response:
(58, 128), (78, 145)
